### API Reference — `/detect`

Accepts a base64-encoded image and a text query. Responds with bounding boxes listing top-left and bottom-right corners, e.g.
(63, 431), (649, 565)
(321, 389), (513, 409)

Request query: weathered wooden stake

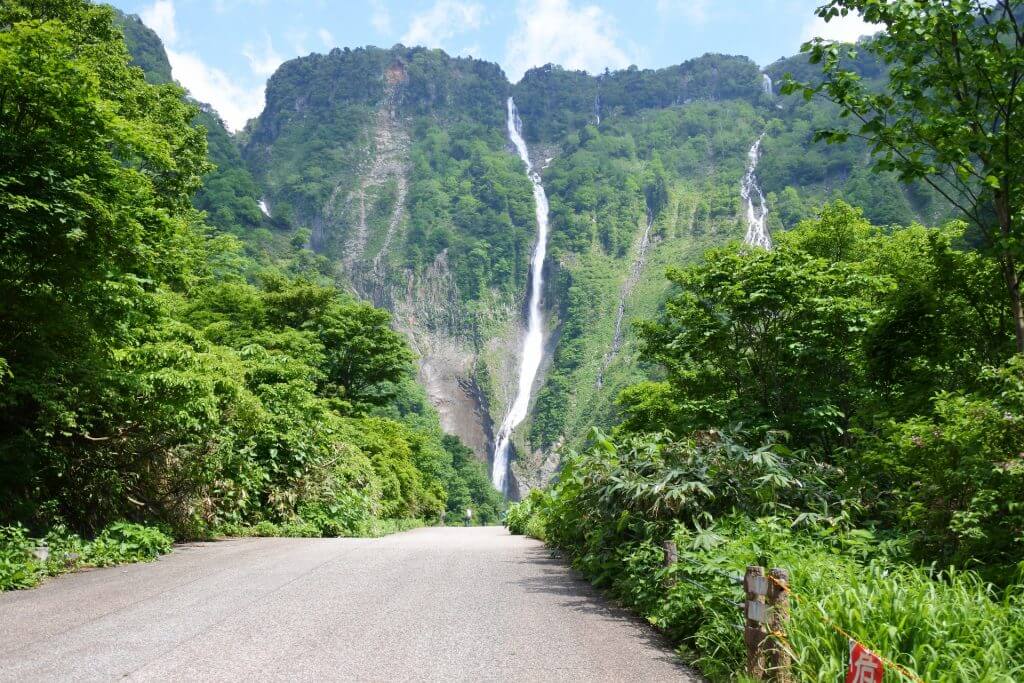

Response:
(767, 568), (792, 683)
(744, 565), (767, 679)
(662, 540), (678, 586)
(661, 540), (678, 567)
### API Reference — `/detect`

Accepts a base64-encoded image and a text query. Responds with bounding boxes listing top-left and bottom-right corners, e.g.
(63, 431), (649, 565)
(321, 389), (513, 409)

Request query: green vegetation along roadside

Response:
(508, 199), (1024, 681)
(0, 0), (504, 588)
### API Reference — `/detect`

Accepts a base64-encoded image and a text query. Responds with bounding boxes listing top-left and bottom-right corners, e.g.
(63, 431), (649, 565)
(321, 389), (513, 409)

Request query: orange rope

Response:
(761, 572), (927, 683)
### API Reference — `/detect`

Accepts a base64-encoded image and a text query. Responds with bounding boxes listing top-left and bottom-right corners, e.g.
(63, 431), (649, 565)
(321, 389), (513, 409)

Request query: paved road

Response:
(0, 526), (699, 682)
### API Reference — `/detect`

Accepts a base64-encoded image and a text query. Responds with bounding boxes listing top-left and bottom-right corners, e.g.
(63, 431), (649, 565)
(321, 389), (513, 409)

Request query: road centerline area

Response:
(0, 528), (699, 682)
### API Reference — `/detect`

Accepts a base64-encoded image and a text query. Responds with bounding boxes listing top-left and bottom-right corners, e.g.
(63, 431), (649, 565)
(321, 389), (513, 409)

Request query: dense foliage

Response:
(404, 119), (535, 302)
(510, 204), (1024, 680)
(0, 0), (501, 561)
(788, 0), (1024, 351)
(1, 522), (173, 590)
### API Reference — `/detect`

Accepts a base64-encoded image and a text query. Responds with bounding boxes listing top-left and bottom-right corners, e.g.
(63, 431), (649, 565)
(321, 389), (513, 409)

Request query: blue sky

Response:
(109, 0), (876, 131)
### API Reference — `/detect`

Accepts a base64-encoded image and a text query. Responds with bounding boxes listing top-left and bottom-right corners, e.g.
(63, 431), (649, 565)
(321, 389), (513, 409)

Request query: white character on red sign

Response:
(846, 641), (884, 683)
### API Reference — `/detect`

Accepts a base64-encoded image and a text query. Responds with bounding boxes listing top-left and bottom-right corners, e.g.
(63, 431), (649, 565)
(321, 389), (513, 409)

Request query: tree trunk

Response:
(1003, 256), (1024, 353)
(994, 192), (1024, 353)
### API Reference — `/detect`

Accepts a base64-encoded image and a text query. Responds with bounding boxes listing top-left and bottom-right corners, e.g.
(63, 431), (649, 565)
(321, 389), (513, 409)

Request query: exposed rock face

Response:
(416, 336), (493, 457)
(246, 49), (530, 469)
(388, 250), (509, 462)
(341, 63), (410, 282)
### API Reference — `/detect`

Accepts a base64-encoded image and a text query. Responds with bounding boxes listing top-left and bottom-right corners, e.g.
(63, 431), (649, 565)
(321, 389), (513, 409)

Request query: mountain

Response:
(113, 10), (272, 245)
(115, 11), (172, 84)
(118, 19), (950, 497)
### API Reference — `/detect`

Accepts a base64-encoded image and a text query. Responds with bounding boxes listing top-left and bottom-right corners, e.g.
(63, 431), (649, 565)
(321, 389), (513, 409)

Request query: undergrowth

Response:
(1, 522), (173, 591)
(507, 426), (1024, 681)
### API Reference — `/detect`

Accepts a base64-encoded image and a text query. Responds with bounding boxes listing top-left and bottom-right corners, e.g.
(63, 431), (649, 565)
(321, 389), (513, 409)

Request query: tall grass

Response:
(789, 563), (1024, 682)
(672, 520), (1024, 681)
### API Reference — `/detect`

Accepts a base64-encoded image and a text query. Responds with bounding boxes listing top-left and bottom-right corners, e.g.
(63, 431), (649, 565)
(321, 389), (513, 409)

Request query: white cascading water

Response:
(259, 198), (272, 218)
(762, 74), (773, 97)
(741, 134), (772, 249)
(491, 97), (551, 494)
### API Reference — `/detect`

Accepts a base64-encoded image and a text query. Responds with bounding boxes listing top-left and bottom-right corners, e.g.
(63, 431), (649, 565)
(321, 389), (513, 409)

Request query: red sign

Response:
(846, 641), (884, 683)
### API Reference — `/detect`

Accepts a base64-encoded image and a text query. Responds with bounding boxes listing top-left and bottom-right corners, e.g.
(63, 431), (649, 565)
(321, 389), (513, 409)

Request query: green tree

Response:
(631, 233), (884, 448)
(788, 0), (1024, 350)
(318, 301), (414, 410)
(0, 0), (208, 512)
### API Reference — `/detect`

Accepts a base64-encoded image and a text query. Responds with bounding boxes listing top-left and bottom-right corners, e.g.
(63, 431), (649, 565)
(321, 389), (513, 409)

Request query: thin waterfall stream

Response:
(741, 133), (772, 249)
(491, 97), (551, 493)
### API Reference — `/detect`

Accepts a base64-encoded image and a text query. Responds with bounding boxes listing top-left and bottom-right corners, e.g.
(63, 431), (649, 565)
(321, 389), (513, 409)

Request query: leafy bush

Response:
(1, 522), (173, 591)
(366, 518), (426, 537)
(858, 357), (1024, 579)
(523, 414), (1024, 680)
(299, 489), (375, 537)
(82, 523), (173, 567)
(0, 526), (41, 590)
(529, 459), (1024, 682)
(506, 489), (549, 538)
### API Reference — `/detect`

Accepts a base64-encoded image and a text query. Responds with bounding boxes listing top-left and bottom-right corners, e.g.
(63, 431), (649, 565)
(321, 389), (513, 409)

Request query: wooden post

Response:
(767, 568), (791, 683)
(661, 540), (677, 567)
(662, 540), (677, 586)
(744, 565), (768, 679)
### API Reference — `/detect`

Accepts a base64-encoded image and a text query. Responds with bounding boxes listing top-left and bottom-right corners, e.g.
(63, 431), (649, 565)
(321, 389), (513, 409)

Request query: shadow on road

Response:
(509, 545), (697, 675)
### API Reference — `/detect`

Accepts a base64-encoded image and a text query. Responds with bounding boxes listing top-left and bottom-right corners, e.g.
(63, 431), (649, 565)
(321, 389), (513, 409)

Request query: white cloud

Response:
(140, 0), (265, 132)
(801, 10), (878, 43)
(655, 0), (710, 24)
(243, 34), (284, 77)
(371, 0), (392, 33)
(212, 0), (268, 13)
(401, 0), (483, 48)
(504, 0), (632, 82)
(165, 50), (266, 131)
(140, 0), (177, 45)
(318, 28), (335, 49)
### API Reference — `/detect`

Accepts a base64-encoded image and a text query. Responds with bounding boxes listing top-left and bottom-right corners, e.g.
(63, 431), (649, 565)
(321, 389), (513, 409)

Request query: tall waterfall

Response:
(741, 134), (772, 249)
(762, 74), (774, 97)
(491, 97), (551, 493)
(259, 198), (272, 218)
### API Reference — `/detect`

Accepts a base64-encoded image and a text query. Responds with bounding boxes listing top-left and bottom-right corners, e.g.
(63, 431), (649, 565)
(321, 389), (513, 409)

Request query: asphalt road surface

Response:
(0, 526), (699, 682)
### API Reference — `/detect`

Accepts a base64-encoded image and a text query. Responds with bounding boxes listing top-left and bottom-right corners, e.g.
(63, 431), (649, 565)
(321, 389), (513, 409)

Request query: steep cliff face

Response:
(237, 50), (954, 495)
(121, 17), (952, 494)
(242, 47), (535, 471)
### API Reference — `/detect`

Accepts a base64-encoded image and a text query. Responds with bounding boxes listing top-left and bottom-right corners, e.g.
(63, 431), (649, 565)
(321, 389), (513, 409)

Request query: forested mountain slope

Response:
(120, 16), (950, 496)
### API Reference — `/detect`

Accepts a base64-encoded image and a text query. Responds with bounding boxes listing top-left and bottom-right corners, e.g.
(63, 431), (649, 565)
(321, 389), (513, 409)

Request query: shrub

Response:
(298, 483), (376, 537)
(251, 521), (281, 537)
(1, 522), (174, 591)
(0, 526), (41, 590)
(531, 419), (1024, 680)
(505, 489), (549, 538)
(83, 522), (173, 567)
